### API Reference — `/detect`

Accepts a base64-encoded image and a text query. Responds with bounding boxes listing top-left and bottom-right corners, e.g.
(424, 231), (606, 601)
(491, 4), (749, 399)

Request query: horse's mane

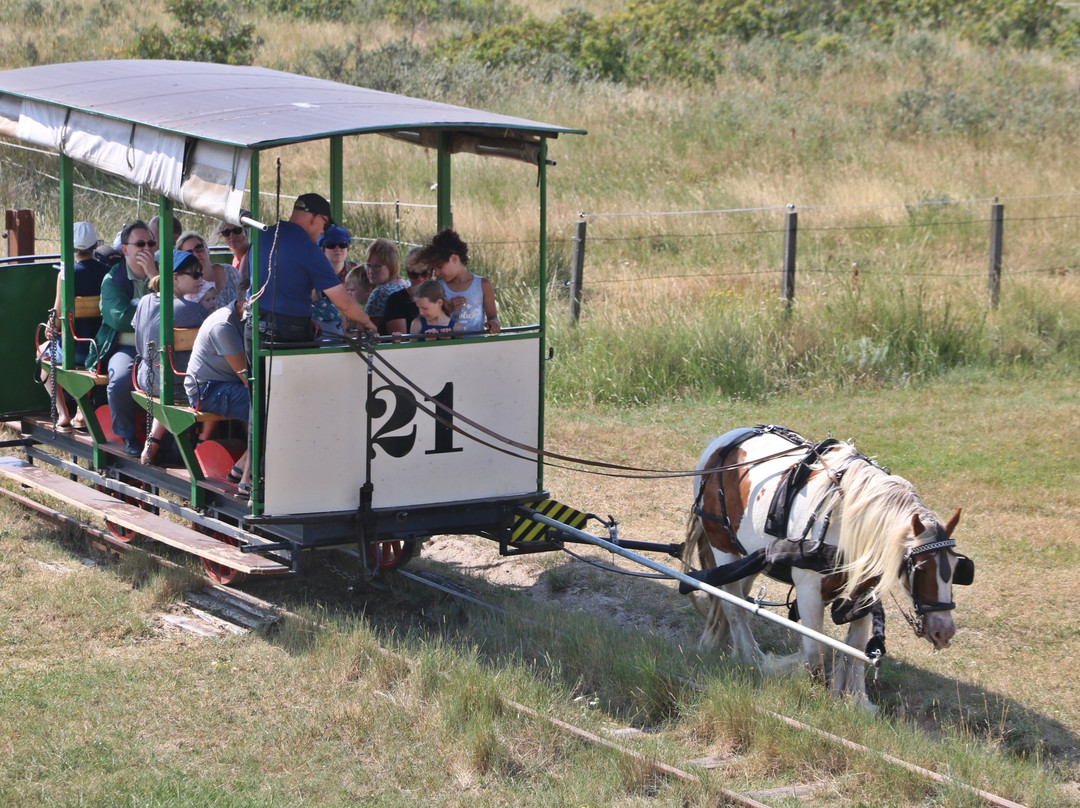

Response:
(827, 445), (933, 604)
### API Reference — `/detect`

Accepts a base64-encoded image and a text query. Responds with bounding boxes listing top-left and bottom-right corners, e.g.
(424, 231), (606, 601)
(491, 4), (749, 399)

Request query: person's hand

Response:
(485, 317), (501, 334)
(133, 249), (156, 278)
(449, 296), (465, 312)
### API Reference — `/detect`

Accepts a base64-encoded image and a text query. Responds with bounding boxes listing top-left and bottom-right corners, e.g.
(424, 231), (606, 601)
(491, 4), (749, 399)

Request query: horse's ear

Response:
(944, 507), (961, 537)
(911, 513), (924, 536)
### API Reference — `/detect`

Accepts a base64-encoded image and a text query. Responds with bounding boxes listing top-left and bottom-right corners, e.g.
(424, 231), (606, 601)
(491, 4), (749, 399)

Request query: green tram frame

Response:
(0, 60), (587, 580)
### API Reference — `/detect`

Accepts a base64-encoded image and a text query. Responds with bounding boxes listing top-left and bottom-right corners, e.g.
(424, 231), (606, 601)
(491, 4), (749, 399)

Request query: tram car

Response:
(0, 59), (591, 585)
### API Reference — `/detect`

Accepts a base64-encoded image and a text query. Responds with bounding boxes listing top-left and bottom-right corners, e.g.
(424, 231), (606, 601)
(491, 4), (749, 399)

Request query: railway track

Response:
(2, 485), (1031, 808)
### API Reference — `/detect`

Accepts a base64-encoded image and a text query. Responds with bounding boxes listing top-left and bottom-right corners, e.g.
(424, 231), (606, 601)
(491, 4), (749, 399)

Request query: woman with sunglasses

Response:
(131, 250), (211, 464)
(382, 246), (429, 335)
(312, 224), (366, 336)
(178, 230), (240, 309)
(216, 219), (251, 280)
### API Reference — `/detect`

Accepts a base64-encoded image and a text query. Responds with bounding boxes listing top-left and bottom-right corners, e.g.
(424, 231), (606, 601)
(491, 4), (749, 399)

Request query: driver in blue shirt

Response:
(250, 193), (375, 342)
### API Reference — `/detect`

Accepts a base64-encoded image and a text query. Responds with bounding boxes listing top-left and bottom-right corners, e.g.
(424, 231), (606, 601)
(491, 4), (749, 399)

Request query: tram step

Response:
(0, 457), (288, 576)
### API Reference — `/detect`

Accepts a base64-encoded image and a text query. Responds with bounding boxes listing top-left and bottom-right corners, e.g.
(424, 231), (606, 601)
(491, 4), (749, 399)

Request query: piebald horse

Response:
(683, 426), (973, 709)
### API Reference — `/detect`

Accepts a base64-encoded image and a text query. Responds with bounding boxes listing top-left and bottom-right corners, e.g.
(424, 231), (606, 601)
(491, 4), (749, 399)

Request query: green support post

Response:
(330, 136), (343, 224)
(58, 154), (75, 372)
(158, 197), (175, 406)
(437, 132), (452, 231)
(536, 140), (548, 493)
(248, 151), (263, 516)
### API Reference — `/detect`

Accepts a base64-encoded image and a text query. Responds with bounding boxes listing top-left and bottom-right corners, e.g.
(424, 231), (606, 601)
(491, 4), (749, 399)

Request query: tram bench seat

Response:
(132, 391), (225, 424)
(69, 368), (109, 386)
(130, 328), (223, 424)
(37, 295), (106, 383)
(72, 295), (101, 319)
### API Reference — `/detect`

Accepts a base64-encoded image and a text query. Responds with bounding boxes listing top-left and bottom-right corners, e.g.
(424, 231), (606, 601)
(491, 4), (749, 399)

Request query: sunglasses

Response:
(406, 270), (429, 279)
(323, 242), (349, 250)
(220, 227), (244, 237)
(178, 269), (203, 279)
(188, 243), (208, 252)
(125, 239), (157, 249)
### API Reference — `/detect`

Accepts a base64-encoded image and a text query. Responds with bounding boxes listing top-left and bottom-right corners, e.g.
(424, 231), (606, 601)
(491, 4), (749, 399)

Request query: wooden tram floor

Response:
(1, 417), (287, 577)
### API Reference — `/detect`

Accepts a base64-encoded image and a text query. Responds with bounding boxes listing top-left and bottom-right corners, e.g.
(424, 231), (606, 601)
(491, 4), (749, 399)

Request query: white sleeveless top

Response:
(439, 274), (485, 332)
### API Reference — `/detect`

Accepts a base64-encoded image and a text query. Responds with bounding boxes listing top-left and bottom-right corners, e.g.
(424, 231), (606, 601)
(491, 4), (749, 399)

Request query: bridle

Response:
(895, 524), (975, 636)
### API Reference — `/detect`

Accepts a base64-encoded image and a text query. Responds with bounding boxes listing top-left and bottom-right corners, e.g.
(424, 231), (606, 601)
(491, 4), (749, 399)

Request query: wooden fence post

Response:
(5, 209), (35, 259)
(569, 219), (586, 323)
(781, 206), (797, 308)
(988, 201), (1003, 309)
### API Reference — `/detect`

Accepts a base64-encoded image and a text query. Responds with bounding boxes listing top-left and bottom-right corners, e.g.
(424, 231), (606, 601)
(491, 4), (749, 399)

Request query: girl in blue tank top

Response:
(410, 280), (464, 339)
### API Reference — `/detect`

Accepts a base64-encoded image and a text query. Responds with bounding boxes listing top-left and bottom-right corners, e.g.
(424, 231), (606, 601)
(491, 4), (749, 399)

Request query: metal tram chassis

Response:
(12, 416), (684, 579)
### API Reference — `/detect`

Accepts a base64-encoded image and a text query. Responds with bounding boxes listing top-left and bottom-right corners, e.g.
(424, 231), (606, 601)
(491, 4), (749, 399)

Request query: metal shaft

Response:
(524, 509), (876, 666)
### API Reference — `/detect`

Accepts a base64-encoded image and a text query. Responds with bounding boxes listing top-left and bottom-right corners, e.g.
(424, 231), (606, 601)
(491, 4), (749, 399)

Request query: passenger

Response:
(319, 224), (360, 283)
(148, 214), (183, 248)
(416, 229), (499, 334)
(184, 287), (252, 496)
(38, 221), (109, 429)
(216, 218), (251, 281)
(383, 247), (429, 335)
(132, 250), (211, 464)
(249, 192), (375, 347)
(177, 229), (240, 309)
(409, 280), (463, 339)
(363, 238), (407, 334)
(311, 225), (358, 337)
(85, 220), (160, 457)
(341, 264), (374, 333)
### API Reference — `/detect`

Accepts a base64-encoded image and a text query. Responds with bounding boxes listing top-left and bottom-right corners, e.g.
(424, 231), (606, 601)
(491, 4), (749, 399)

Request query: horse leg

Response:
(684, 516), (735, 650)
(791, 572), (829, 681)
(713, 576), (767, 670)
(701, 591), (732, 650)
(836, 615), (876, 712)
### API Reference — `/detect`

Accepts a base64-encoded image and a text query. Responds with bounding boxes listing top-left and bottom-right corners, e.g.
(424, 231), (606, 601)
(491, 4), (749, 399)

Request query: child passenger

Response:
(415, 229), (499, 334)
(409, 280), (463, 339)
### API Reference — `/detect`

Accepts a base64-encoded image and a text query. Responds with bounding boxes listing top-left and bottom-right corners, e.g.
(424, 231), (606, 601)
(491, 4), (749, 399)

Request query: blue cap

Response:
(172, 249), (198, 273)
(318, 224), (351, 249)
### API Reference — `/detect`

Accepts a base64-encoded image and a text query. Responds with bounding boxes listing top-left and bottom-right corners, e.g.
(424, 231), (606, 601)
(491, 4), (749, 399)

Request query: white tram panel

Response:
(262, 338), (540, 515)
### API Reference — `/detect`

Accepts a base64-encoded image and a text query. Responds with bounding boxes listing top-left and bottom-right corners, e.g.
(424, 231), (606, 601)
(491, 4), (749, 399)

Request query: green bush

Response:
(125, 0), (260, 65)
(449, 0), (1075, 87)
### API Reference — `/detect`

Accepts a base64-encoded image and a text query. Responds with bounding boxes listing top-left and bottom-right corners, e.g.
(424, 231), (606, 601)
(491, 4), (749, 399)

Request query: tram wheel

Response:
(195, 526), (248, 586)
(367, 539), (416, 571)
(95, 483), (149, 543)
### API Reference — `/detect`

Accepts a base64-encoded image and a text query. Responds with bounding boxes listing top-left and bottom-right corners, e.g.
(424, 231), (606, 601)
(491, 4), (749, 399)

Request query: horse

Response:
(682, 425), (973, 709)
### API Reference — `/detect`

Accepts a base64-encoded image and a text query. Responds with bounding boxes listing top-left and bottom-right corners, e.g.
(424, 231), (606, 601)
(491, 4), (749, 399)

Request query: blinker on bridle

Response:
(901, 534), (975, 616)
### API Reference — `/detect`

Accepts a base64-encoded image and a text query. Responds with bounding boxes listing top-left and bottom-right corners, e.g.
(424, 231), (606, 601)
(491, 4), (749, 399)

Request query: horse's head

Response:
(900, 508), (974, 649)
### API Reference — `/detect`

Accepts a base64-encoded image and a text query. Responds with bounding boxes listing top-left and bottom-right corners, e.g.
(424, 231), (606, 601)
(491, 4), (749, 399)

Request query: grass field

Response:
(2, 370), (1078, 806)
(2, 1), (1080, 803)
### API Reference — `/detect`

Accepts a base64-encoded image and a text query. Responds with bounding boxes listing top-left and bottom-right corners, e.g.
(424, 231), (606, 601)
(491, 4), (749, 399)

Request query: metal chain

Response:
(48, 309), (61, 432)
(143, 340), (155, 444)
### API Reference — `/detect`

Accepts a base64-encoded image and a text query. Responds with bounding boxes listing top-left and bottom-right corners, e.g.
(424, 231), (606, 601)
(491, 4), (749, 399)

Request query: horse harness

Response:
(692, 425), (861, 571)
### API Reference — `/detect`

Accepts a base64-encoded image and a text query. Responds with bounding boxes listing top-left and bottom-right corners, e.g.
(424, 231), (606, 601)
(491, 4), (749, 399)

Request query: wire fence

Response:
(4, 140), (1079, 314)
(558, 192), (1080, 318)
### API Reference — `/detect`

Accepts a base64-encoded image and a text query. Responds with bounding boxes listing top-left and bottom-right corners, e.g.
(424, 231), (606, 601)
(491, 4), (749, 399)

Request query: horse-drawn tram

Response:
(0, 61), (972, 692)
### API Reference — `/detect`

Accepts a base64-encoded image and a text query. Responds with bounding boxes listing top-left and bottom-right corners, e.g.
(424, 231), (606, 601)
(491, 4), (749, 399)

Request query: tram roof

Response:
(0, 60), (585, 148)
(0, 60), (585, 223)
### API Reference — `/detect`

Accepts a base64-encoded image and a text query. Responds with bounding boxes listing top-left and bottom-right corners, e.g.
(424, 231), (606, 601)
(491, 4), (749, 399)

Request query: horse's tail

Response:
(682, 510), (729, 648)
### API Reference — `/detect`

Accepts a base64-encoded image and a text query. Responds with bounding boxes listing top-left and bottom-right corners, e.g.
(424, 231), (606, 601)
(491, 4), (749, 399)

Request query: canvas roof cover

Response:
(0, 60), (584, 222)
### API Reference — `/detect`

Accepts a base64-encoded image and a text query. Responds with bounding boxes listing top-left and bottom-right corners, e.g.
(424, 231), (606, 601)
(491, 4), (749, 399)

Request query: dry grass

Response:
(1, 371), (1078, 806)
